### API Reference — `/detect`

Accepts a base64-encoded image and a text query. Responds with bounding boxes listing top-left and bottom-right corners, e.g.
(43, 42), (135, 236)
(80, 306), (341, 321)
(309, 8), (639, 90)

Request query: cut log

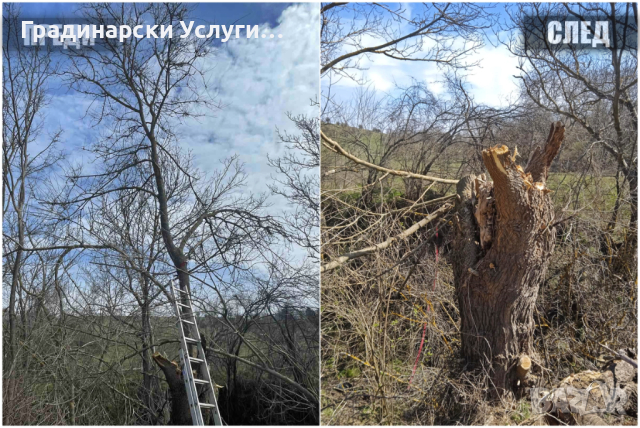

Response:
(516, 355), (531, 381)
(452, 122), (565, 391)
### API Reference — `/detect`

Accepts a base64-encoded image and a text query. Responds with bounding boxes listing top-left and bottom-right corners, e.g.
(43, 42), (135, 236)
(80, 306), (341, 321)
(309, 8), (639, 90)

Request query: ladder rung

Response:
(173, 287), (189, 294)
(184, 337), (200, 343)
(199, 403), (217, 409)
(177, 302), (190, 308)
(193, 379), (209, 385)
(179, 319), (195, 325)
(189, 357), (205, 363)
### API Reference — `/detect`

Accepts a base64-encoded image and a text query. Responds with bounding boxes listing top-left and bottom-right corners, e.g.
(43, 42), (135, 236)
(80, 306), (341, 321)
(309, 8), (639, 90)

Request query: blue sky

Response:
(14, 2), (319, 204)
(322, 3), (522, 109)
(4, 3), (319, 306)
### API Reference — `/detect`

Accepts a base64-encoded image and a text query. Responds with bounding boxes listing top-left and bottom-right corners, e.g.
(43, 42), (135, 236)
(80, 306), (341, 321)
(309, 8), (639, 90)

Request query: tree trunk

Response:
(626, 167), (637, 248)
(147, 132), (207, 418)
(8, 158), (26, 365)
(452, 121), (565, 391)
(140, 298), (158, 424)
(283, 308), (304, 385)
(153, 353), (192, 425)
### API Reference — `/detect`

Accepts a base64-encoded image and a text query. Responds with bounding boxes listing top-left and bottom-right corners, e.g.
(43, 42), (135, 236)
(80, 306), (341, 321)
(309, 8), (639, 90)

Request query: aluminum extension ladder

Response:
(170, 281), (223, 426)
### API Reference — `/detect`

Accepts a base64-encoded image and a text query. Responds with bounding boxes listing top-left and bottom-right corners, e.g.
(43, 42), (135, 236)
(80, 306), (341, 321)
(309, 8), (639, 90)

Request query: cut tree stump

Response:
(452, 121), (565, 392)
(516, 355), (532, 382)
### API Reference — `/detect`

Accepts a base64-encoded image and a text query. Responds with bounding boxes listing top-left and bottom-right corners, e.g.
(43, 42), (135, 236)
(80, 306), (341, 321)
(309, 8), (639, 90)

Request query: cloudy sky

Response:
(178, 3), (319, 191)
(4, 2), (319, 273)
(21, 2), (319, 210)
(323, 3), (522, 108)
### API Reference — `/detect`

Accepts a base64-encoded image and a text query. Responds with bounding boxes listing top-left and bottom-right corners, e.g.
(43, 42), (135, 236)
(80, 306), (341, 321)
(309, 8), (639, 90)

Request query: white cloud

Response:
(178, 3), (319, 195)
(33, 4), (318, 264)
(368, 72), (394, 92)
(174, 4), (320, 264)
(465, 44), (521, 107)
(327, 23), (521, 107)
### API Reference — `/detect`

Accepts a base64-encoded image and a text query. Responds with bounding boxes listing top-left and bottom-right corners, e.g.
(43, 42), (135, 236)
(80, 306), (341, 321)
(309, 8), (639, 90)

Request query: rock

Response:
(543, 358), (637, 425)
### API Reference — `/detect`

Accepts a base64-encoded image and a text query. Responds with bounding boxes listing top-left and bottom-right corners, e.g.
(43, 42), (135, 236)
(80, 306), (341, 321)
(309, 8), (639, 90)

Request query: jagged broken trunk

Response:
(452, 122), (565, 391)
(153, 353), (192, 425)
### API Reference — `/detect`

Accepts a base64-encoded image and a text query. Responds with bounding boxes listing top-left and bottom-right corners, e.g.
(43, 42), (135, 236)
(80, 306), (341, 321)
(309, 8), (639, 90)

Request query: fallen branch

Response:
(594, 340), (638, 368)
(322, 166), (360, 177)
(321, 130), (459, 184)
(321, 203), (452, 273)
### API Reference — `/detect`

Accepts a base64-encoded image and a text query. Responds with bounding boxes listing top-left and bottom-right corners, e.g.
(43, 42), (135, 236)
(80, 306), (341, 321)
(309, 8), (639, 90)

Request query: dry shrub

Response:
(321, 177), (467, 424)
(2, 376), (66, 425)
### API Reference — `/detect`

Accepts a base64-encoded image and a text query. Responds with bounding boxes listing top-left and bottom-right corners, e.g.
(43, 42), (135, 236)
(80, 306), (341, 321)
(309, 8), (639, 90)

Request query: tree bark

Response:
(626, 167), (637, 248)
(8, 149), (27, 365)
(140, 294), (159, 423)
(453, 121), (565, 391)
(152, 353), (192, 425)
(147, 128), (207, 417)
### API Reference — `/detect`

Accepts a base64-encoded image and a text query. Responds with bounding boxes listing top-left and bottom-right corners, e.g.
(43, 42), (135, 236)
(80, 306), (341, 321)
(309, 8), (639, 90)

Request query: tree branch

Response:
(321, 203), (452, 273)
(321, 130), (458, 184)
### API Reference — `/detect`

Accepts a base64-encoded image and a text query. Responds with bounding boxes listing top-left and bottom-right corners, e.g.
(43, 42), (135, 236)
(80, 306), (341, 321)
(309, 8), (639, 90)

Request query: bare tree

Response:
(321, 3), (494, 77)
(199, 257), (319, 424)
(3, 3), (319, 425)
(45, 3), (285, 422)
(3, 3), (61, 365)
(320, 3), (637, 424)
(269, 109), (320, 261)
(504, 2), (638, 247)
